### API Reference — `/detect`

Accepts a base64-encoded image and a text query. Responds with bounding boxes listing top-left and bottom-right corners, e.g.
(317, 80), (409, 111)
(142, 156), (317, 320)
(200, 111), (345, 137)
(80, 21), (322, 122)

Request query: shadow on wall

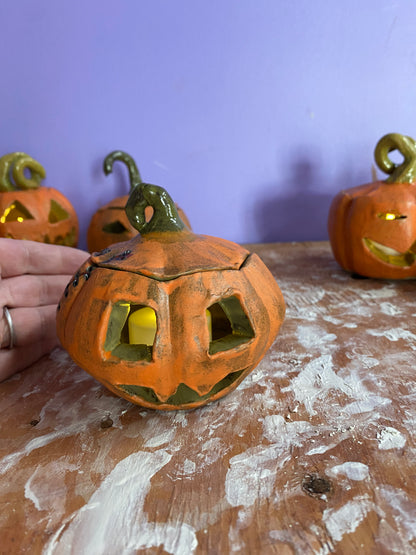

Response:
(254, 158), (344, 243)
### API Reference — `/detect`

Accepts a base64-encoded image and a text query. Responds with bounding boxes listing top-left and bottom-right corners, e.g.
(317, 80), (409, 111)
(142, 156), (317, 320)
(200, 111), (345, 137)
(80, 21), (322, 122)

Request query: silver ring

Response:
(3, 307), (15, 350)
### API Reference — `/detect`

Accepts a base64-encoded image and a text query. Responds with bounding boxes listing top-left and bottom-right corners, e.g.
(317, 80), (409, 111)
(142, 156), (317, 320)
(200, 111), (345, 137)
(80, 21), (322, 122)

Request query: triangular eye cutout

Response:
(102, 220), (129, 234)
(104, 302), (156, 362)
(208, 296), (254, 354)
(0, 201), (34, 223)
(49, 200), (69, 223)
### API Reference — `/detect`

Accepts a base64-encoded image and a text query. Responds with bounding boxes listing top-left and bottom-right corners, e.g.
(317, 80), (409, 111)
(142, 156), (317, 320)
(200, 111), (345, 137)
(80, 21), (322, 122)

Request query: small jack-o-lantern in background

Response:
(58, 182), (285, 410)
(87, 150), (190, 252)
(328, 132), (416, 279)
(0, 152), (78, 246)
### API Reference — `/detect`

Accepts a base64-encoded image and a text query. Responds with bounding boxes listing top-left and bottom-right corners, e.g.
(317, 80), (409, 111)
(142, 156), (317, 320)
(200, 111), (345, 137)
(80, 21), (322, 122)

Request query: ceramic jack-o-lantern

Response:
(87, 150), (191, 252)
(57, 182), (285, 410)
(328, 133), (416, 279)
(0, 152), (78, 246)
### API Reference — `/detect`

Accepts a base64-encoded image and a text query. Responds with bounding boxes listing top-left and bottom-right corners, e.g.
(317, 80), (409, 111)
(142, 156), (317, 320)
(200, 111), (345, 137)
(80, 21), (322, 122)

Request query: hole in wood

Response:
(302, 474), (332, 498)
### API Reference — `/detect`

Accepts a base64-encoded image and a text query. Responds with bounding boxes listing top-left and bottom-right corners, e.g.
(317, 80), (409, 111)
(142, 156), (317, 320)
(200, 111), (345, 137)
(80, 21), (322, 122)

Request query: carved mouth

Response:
(363, 238), (416, 267)
(118, 368), (245, 406)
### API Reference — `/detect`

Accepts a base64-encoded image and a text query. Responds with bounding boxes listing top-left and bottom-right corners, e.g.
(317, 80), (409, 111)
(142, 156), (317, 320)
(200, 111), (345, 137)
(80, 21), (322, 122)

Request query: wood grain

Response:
(1, 241), (415, 554)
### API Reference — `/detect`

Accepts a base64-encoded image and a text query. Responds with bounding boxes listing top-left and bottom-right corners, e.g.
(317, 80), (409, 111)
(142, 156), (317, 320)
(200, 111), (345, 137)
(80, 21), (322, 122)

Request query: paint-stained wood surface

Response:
(1, 241), (416, 554)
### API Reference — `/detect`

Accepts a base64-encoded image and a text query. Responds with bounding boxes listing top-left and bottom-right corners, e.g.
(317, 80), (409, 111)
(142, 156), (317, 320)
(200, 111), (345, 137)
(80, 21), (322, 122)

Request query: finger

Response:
(0, 305), (58, 349)
(0, 336), (58, 382)
(0, 274), (73, 309)
(0, 239), (89, 278)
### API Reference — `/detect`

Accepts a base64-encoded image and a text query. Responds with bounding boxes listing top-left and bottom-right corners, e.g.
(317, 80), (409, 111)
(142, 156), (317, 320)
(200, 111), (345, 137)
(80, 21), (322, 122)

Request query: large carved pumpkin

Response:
(0, 152), (78, 246)
(328, 133), (416, 279)
(87, 151), (190, 252)
(57, 182), (285, 410)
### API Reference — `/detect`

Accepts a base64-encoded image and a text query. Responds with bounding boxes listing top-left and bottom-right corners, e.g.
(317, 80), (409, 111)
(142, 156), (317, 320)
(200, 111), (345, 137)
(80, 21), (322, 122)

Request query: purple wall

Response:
(0, 1), (415, 249)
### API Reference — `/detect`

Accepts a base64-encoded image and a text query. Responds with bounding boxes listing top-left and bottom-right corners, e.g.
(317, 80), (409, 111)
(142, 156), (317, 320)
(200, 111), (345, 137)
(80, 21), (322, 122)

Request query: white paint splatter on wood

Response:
(44, 450), (198, 555)
(323, 497), (375, 542)
(377, 427), (406, 450)
(327, 462), (369, 481)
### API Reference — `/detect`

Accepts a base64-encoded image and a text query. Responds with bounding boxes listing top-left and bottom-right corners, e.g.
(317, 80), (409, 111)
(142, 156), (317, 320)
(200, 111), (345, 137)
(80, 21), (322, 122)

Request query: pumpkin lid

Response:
(91, 183), (249, 280)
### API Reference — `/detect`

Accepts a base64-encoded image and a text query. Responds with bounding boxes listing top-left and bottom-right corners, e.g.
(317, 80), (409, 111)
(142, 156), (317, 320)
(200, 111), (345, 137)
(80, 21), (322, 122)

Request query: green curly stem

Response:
(0, 154), (17, 191)
(103, 150), (142, 190)
(0, 152), (45, 192)
(374, 133), (416, 184)
(125, 183), (186, 235)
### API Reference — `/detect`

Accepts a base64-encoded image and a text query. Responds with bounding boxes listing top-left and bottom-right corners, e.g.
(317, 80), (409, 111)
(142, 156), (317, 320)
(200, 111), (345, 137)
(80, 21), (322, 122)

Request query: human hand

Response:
(0, 239), (89, 381)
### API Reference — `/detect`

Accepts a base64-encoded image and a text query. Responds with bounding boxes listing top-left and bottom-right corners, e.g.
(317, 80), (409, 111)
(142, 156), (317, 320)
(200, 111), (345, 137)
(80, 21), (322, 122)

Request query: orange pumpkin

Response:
(57, 182), (285, 410)
(0, 152), (78, 246)
(328, 133), (416, 279)
(87, 151), (190, 252)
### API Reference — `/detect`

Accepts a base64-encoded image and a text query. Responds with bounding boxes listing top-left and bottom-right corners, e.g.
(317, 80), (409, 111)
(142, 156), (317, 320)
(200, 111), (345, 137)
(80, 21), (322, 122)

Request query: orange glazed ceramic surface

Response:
(87, 151), (190, 252)
(57, 182), (285, 410)
(0, 152), (78, 246)
(328, 133), (416, 279)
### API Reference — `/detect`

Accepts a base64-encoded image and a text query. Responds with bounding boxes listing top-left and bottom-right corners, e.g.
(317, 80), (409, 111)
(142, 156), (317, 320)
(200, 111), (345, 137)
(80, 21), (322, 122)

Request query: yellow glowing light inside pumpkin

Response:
(127, 307), (212, 345)
(0, 203), (31, 223)
(378, 212), (406, 221)
(128, 307), (157, 346)
(207, 309), (212, 341)
(0, 204), (15, 223)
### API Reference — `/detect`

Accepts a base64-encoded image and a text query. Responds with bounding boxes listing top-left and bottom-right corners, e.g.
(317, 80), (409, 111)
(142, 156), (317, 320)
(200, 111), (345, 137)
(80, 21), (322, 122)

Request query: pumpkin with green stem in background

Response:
(0, 152), (78, 246)
(328, 133), (416, 279)
(87, 150), (190, 252)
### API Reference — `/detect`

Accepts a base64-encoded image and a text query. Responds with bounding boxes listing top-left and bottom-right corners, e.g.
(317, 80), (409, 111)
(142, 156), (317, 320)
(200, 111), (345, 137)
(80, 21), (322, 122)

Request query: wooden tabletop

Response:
(1, 241), (416, 554)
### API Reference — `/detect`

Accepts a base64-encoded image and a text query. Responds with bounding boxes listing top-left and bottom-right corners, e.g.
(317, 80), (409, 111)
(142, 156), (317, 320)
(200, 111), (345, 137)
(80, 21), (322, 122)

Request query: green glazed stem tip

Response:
(125, 183), (186, 235)
(374, 133), (416, 184)
(104, 150), (142, 191)
(0, 153), (45, 192)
